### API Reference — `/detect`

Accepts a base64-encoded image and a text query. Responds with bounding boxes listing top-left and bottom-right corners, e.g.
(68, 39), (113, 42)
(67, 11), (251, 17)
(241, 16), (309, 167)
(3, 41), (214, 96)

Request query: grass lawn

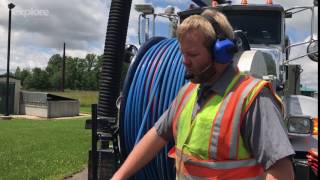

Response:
(50, 90), (99, 114)
(0, 118), (91, 180)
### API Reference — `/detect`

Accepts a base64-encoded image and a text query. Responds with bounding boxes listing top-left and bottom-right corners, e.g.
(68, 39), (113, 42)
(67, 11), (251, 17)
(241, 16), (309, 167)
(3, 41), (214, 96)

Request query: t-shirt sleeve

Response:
(154, 99), (176, 141)
(241, 87), (295, 170)
(154, 83), (191, 141)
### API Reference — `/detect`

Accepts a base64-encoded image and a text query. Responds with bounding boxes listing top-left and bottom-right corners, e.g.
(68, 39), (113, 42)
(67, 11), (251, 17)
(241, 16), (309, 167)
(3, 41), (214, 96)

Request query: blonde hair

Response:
(176, 9), (234, 50)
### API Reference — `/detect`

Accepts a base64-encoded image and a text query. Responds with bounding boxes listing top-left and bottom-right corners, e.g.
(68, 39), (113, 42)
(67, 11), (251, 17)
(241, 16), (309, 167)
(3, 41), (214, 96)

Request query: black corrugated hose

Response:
(94, 1), (132, 179)
(98, 0), (132, 118)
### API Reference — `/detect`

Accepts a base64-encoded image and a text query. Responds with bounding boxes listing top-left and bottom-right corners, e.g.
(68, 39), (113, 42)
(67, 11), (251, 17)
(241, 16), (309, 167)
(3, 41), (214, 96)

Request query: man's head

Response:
(176, 9), (234, 84)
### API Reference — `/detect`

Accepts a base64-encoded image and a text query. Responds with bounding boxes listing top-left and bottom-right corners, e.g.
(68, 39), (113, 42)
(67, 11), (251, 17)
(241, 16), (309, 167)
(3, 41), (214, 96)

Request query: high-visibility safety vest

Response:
(168, 72), (282, 180)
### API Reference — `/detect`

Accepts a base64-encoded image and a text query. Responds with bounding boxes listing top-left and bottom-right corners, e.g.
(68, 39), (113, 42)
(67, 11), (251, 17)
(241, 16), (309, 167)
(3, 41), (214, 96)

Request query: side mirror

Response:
(233, 30), (250, 51)
(287, 115), (313, 137)
(285, 12), (292, 18)
(123, 44), (138, 63)
(307, 40), (318, 62)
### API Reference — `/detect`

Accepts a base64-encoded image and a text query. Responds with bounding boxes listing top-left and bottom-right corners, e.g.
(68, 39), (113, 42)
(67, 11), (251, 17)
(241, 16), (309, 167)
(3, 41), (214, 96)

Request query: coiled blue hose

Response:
(120, 37), (187, 180)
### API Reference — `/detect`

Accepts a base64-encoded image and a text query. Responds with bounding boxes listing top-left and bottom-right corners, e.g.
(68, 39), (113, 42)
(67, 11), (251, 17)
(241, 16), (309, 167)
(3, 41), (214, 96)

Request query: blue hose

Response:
(120, 38), (187, 180)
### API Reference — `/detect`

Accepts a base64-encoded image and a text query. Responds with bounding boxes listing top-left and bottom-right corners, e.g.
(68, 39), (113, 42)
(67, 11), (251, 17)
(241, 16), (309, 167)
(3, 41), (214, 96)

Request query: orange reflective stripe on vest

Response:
(242, 81), (283, 121)
(172, 83), (198, 140)
(174, 147), (263, 180)
(181, 162), (263, 180)
(208, 75), (256, 160)
(216, 76), (260, 160)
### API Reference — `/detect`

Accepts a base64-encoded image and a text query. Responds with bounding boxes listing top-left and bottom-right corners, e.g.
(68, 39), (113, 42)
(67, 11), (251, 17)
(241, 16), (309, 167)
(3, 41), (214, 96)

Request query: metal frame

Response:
(136, 4), (179, 45)
(283, 6), (317, 64)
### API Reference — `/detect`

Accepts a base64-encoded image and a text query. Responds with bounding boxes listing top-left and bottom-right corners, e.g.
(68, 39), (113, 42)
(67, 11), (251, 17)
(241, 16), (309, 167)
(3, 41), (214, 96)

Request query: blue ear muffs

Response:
(213, 38), (236, 64)
(202, 15), (237, 64)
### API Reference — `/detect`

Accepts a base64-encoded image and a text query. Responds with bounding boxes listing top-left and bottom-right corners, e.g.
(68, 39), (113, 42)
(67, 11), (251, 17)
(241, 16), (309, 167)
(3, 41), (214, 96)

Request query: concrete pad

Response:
(0, 116), (13, 120)
(5, 113), (90, 120)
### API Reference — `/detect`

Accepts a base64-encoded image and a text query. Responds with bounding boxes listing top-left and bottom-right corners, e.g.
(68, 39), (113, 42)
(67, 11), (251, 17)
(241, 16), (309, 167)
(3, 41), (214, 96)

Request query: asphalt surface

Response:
(64, 167), (88, 180)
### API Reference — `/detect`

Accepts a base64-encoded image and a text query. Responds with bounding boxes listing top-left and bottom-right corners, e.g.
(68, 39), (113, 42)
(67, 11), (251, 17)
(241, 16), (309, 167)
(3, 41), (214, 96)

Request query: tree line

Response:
(13, 54), (128, 91)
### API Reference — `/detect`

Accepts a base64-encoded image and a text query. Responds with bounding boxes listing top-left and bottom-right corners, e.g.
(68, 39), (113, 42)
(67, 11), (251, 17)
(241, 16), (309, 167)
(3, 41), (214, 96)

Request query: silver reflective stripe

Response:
(187, 158), (259, 170)
(178, 174), (203, 180)
(229, 78), (260, 159)
(209, 75), (246, 159)
(176, 148), (259, 170)
(209, 93), (233, 159)
(178, 174), (263, 180)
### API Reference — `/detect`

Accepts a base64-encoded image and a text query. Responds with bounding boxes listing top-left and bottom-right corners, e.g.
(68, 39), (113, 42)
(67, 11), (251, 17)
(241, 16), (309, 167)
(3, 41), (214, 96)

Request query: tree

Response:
(14, 67), (21, 79)
(25, 68), (50, 90)
(46, 54), (62, 74)
(19, 68), (32, 88)
(35, 68), (50, 90)
(13, 53), (104, 90)
(46, 54), (62, 89)
(64, 54), (102, 90)
(85, 54), (97, 72)
(65, 56), (78, 89)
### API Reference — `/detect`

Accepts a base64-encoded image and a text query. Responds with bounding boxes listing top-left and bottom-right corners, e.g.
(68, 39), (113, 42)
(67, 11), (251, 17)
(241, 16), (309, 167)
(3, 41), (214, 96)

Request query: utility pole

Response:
(61, 42), (66, 92)
(5, 3), (15, 116)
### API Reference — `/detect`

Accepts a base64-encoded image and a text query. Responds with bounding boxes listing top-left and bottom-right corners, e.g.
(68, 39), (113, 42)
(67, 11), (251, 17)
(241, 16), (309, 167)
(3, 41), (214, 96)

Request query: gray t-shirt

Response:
(154, 65), (295, 170)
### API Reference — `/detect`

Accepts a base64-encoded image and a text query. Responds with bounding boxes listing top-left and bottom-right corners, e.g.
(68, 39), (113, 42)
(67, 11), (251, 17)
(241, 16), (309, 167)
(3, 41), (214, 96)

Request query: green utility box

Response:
(0, 83), (15, 114)
(0, 76), (21, 115)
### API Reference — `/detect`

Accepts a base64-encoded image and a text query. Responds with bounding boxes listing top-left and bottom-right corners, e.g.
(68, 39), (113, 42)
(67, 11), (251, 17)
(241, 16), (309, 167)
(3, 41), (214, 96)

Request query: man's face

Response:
(180, 30), (214, 83)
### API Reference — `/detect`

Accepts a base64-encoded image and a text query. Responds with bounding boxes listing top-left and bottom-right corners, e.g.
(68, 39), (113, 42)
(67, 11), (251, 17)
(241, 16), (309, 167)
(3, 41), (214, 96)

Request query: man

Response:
(112, 9), (295, 180)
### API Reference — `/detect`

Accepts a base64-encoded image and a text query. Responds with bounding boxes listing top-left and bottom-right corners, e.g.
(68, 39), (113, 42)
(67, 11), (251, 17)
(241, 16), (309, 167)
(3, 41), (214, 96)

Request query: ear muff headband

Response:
(202, 15), (225, 39)
(202, 15), (237, 64)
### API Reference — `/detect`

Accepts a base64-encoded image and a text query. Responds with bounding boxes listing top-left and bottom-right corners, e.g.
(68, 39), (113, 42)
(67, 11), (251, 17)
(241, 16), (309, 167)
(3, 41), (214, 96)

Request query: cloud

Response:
(0, 0), (108, 71)
(9, 46), (53, 70)
(0, 0), (108, 49)
(151, 0), (193, 9)
(0, 0), (152, 72)
(162, 0), (188, 5)
(0, 0), (318, 92)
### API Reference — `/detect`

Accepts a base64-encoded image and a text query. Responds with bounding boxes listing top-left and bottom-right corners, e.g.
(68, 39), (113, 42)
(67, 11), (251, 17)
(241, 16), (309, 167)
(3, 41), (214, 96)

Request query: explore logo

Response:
(13, 8), (50, 18)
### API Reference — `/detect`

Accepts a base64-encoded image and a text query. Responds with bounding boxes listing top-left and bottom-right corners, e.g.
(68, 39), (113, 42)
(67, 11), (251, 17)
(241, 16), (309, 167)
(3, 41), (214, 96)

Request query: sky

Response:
(0, 0), (318, 90)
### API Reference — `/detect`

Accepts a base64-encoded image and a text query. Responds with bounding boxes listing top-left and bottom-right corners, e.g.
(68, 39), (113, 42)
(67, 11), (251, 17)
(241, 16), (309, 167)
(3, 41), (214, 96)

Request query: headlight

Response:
(312, 117), (318, 135)
(287, 116), (313, 136)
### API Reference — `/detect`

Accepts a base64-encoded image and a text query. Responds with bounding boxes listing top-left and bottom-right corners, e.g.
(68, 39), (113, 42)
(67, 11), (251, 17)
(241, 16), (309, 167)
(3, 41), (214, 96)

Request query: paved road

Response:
(64, 167), (88, 180)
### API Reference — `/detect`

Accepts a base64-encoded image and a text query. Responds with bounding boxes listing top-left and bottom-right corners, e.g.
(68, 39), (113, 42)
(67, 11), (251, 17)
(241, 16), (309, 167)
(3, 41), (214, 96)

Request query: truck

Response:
(87, 0), (318, 179)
